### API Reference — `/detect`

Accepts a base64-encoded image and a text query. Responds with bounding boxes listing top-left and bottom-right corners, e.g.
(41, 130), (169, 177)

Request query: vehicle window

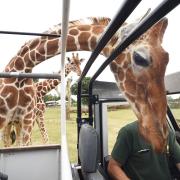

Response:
(107, 103), (136, 154)
(167, 94), (180, 128)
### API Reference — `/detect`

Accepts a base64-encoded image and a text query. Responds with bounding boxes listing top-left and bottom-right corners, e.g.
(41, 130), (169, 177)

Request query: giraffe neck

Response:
(5, 17), (112, 73)
(36, 79), (60, 98)
(36, 66), (72, 98)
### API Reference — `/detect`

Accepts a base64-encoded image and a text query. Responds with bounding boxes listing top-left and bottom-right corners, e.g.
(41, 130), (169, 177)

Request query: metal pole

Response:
(0, 72), (60, 79)
(60, 0), (72, 180)
(0, 30), (60, 37)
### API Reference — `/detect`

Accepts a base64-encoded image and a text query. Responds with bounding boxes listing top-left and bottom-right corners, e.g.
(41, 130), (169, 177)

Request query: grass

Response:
(1, 106), (179, 163)
(31, 107), (137, 163)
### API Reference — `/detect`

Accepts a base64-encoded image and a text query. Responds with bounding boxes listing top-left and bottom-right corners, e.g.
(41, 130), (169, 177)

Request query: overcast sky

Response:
(0, 0), (179, 82)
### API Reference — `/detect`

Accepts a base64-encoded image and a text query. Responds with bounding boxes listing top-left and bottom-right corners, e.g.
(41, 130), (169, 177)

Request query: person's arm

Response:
(108, 158), (130, 180)
(176, 162), (180, 171)
(169, 131), (180, 172)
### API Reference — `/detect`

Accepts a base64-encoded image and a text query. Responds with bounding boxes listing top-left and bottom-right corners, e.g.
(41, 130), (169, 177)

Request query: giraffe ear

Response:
(67, 57), (71, 62)
(80, 58), (85, 63)
(149, 17), (168, 44)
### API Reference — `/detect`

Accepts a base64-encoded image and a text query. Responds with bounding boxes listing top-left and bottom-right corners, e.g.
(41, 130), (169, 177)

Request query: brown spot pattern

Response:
(0, 105), (7, 115)
(19, 89), (31, 106)
(90, 36), (97, 50)
(46, 39), (59, 56)
(77, 25), (91, 31)
(24, 119), (32, 124)
(117, 67), (124, 81)
(38, 41), (46, 55)
(24, 86), (35, 97)
(78, 32), (91, 50)
(0, 116), (6, 128)
(15, 57), (25, 70)
(125, 92), (135, 102)
(124, 79), (136, 95)
(1, 86), (18, 109)
(18, 45), (29, 56)
(37, 85), (43, 91)
(92, 26), (104, 35)
(29, 38), (40, 49)
(69, 29), (79, 36)
(67, 35), (77, 51)
(25, 59), (34, 69)
(36, 53), (46, 63)
(103, 47), (110, 56)
(4, 78), (16, 84)
(110, 62), (118, 73)
(115, 53), (126, 64)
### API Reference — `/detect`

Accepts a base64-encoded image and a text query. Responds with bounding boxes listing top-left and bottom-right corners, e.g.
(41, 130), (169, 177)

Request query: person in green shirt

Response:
(108, 121), (180, 180)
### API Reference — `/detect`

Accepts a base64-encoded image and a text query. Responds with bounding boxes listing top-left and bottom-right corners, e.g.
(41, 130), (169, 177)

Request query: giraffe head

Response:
(110, 18), (169, 152)
(65, 53), (85, 76)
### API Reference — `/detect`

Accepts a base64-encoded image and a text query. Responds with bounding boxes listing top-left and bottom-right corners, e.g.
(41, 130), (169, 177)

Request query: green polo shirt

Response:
(111, 121), (180, 180)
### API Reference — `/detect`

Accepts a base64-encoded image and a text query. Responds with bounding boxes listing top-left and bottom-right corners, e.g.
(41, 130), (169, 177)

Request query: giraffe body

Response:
(3, 53), (84, 146)
(0, 16), (169, 152)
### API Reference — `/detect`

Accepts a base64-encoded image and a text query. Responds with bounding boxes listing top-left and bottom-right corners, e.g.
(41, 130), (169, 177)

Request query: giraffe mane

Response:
(68, 17), (111, 26)
(88, 17), (111, 25)
(42, 17), (111, 35)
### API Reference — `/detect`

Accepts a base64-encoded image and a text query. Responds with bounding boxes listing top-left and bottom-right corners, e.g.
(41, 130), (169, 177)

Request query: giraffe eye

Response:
(133, 51), (151, 67)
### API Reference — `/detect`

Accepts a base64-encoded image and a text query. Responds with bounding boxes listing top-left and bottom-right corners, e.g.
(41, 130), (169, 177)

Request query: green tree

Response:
(44, 94), (60, 102)
(71, 77), (91, 105)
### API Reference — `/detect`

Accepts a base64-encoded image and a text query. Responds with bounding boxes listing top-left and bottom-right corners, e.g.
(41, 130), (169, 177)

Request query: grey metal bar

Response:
(0, 30), (60, 37)
(0, 72), (60, 79)
(60, 0), (73, 179)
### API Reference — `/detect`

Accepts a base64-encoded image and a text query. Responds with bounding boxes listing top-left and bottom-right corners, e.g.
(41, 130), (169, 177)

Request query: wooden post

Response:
(66, 78), (72, 120)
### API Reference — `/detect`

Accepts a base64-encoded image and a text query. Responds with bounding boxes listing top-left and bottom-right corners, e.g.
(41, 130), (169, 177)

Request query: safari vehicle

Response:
(71, 75), (180, 180)
(0, 0), (179, 180)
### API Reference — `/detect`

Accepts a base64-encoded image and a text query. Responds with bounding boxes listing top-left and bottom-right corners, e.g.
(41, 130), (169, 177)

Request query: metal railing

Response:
(0, 30), (60, 37)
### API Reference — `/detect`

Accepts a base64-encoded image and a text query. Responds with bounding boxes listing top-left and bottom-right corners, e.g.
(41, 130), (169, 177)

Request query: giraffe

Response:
(0, 16), (169, 152)
(34, 53), (84, 144)
(0, 17), (110, 146)
(3, 53), (84, 146)
(109, 19), (169, 153)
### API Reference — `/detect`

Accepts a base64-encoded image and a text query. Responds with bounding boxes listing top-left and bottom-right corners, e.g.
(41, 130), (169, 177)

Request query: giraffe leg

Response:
(22, 124), (32, 146)
(3, 124), (12, 147)
(22, 112), (34, 146)
(15, 122), (22, 146)
(36, 113), (49, 144)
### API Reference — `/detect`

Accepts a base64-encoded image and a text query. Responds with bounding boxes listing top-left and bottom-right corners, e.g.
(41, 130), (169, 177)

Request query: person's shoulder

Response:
(123, 121), (138, 130)
(120, 121), (138, 134)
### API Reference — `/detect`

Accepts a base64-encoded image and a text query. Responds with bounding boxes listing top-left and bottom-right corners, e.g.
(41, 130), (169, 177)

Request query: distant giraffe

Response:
(3, 53), (84, 146)
(34, 53), (84, 144)
(0, 16), (169, 152)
